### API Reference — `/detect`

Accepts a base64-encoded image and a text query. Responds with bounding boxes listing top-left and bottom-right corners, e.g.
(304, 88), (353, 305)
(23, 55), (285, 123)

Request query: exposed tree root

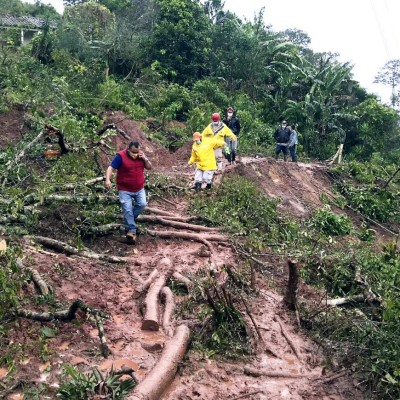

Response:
(133, 268), (160, 299)
(161, 286), (175, 337)
(141, 258), (172, 331)
(129, 324), (190, 400)
(30, 235), (126, 263)
(274, 315), (301, 361)
(244, 366), (310, 379)
(137, 215), (218, 232)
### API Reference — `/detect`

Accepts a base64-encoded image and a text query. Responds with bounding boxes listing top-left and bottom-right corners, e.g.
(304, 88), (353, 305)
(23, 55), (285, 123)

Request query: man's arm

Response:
(105, 166), (115, 190)
(139, 151), (152, 170)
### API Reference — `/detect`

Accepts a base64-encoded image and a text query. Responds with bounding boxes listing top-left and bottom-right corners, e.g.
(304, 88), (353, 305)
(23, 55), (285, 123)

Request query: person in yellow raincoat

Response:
(188, 131), (225, 190)
(201, 112), (237, 173)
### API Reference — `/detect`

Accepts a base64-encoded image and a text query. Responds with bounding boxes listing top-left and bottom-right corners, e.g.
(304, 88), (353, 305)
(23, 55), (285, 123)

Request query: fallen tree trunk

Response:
(56, 176), (105, 191)
(325, 294), (365, 306)
(133, 268), (160, 299)
(128, 324), (190, 400)
(141, 258), (172, 331)
(137, 215), (218, 233)
(15, 299), (102, 321)
(16, 260), (52, 296)
(144, 207), (178, 218)
(147, 229), (226, 253)
(24, 194), (118, 206)
(161, 286), (175, 337)
(30, 235), (126, 263)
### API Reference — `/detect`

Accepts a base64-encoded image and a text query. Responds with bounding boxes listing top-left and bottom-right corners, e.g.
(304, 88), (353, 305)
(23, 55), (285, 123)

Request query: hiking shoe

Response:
(126, 232), (137, 243)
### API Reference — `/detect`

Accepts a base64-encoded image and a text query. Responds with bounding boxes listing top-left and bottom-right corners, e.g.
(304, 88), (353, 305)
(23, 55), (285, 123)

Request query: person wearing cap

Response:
(273, 120), (291, 161)
(201, 112), (237, 172)
(222, 106), (241, 164)
(188, 131), (225, 190)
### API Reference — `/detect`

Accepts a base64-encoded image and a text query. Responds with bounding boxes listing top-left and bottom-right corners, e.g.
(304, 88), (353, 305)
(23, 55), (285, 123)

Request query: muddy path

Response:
(0, 112), (367, 399)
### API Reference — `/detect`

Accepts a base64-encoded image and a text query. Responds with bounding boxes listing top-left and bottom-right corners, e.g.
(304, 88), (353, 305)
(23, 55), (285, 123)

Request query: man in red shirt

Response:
(105, 141), (152, 243)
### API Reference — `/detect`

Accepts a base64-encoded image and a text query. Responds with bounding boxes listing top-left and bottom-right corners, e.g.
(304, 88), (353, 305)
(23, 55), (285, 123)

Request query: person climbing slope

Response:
(188, 131), (225, 190)
(201, 113), (236, 173)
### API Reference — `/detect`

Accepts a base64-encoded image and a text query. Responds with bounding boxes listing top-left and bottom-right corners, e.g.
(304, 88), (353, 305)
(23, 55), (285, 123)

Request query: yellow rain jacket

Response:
(201, 122), (237, 143)
(188, 137), (225, 171)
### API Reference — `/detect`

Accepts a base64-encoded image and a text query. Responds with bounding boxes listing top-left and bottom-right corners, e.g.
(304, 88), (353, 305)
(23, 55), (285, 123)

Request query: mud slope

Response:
(0, 112), (367, 400)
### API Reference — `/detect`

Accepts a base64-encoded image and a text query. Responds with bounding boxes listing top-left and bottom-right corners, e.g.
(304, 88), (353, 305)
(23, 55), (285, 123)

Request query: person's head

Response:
(291, 124), (296, 130)
(193, 132), (202, 144)
(128, 141), (140, 158)
(212, 113), (221, 125)
(227, 107), (234, 118)
(281, 120), (287, 128)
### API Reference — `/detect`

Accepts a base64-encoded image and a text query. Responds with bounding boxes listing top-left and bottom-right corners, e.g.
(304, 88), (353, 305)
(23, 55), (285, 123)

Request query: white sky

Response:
(25, 0), (400, 104)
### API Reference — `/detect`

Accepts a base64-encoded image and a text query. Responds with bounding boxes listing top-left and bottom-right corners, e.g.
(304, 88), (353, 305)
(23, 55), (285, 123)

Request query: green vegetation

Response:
(58, 365), (136, 400)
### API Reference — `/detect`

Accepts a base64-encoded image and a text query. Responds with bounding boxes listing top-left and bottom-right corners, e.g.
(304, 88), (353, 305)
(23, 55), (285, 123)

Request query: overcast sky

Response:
(25, 0), (400, 104)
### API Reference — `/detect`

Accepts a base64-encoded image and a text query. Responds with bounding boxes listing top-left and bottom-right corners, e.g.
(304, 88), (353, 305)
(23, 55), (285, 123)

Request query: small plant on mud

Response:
(178, 269), (251, 359)
(58, 365), (136, 400)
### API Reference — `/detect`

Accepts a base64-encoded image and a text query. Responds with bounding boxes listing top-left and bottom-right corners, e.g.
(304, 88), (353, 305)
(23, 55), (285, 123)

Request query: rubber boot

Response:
(283, 154), (287, 162)
(232, 152), (236, 163)
(206, 183), (212, 190)
(195, 182), (202, 191)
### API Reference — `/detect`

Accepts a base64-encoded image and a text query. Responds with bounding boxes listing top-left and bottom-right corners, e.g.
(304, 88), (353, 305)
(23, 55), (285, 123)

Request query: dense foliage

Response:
(0, 0), (398, 161)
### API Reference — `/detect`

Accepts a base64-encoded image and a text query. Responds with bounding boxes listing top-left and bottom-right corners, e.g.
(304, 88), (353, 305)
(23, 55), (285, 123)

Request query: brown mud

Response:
(0, 111), (374, 400)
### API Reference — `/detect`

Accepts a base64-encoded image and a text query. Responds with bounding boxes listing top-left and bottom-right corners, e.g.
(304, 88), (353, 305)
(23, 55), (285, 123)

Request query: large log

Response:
(161, 286), (175, 337)
(30, 235), (126, 263)
(129, 324), (190, 400)
(137, 215), (218, 232)
(141, 258), (172, 331)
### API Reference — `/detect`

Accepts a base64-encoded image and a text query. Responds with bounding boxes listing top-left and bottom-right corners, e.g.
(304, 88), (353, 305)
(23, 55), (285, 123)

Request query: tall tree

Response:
(374, 59), (400, 108)
(146, 0), (212, 84)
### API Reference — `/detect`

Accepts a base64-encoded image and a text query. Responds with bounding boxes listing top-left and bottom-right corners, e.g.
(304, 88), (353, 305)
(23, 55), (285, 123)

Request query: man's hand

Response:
(105, 179), (112, 190)
(139, 150), (148, 161)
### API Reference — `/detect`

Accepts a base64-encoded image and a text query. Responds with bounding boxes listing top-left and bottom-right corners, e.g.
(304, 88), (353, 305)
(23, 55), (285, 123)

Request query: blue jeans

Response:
(289, 145), (297, 161)
(118, 189), (147, 233)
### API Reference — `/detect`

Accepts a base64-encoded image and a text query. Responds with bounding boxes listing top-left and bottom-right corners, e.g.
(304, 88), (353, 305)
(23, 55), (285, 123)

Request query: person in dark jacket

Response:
(105, 141), (152, 243)
(274, 120), (291, 161)
(222, 106), (241, 164)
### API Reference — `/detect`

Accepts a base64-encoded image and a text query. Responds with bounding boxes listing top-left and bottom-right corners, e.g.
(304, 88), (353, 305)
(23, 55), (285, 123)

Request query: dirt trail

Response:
(1, 112), (365, 399)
